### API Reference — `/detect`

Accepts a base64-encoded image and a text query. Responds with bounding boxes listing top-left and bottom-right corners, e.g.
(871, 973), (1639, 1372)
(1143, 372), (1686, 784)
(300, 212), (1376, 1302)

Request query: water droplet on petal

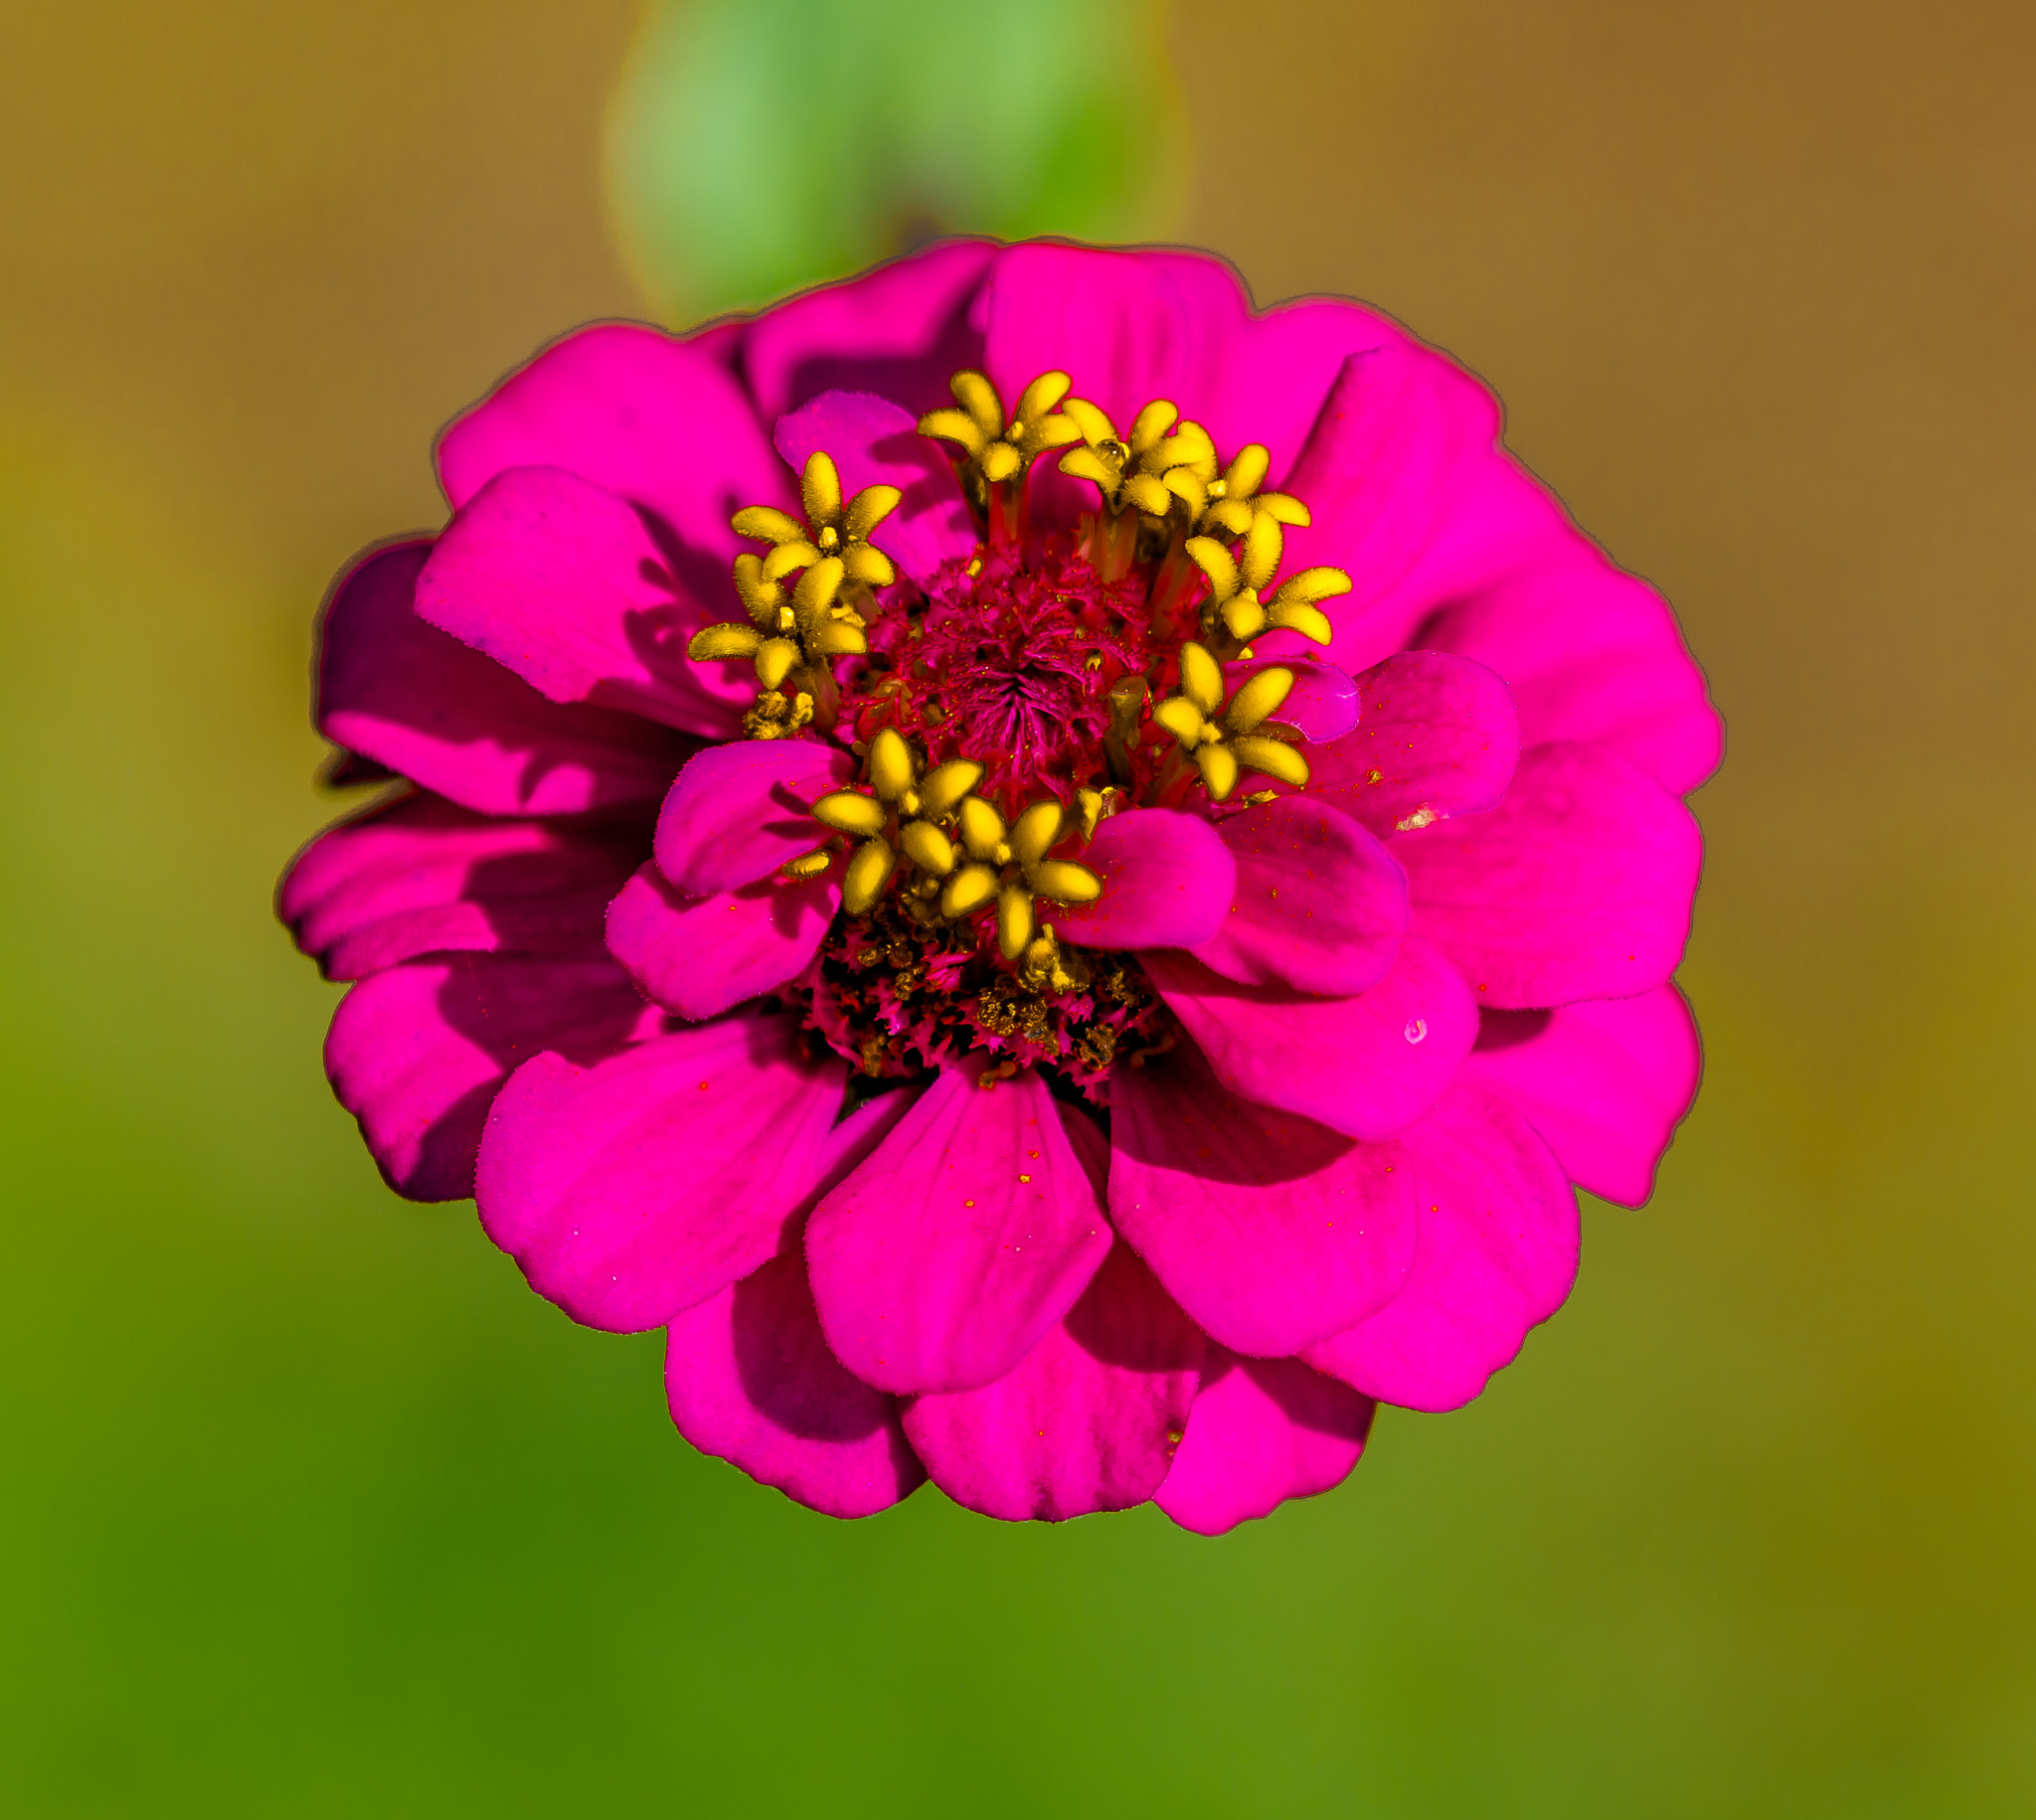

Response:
(1404, 1017), (1428, 1044)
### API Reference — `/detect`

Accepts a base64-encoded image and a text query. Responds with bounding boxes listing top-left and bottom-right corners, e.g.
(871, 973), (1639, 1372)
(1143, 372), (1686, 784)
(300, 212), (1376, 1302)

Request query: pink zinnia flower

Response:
(280, 240), (1718, 1532)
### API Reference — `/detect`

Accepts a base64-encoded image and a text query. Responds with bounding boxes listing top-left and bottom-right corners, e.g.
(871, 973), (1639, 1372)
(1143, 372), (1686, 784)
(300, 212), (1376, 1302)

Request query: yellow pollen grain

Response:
(964, 1199), (976, 1208)
(1019, 1174), (1032, 1184)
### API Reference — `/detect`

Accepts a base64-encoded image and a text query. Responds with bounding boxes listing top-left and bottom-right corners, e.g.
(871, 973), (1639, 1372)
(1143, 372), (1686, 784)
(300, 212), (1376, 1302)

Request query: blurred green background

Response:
(2, 1), (2031, 1812)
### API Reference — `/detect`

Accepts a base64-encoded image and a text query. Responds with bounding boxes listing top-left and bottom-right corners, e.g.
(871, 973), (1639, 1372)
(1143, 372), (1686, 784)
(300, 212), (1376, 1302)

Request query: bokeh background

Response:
(3, 1), (2031, 1812)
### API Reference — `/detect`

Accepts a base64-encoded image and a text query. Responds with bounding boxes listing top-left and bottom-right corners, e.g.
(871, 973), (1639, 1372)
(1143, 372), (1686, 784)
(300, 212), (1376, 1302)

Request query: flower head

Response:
(280, 239), (1718, 1531)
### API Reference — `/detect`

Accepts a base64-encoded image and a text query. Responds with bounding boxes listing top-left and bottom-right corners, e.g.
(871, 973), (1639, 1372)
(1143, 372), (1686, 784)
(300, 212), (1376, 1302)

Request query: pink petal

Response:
(774, 391), (976, 586)
(1279, 341), (1520, 659)
(1108, 1037), (1418, 1356)
(1462, 988), (1701, 1207)
(1419, 544), (1724, 795)
(324, 953), (659, 1202)
(900, 1241), (1205, 1523)
(1269, 331), (1718, 793)
(651, 739), (854, 896)
(663, 1092), (926, 1519)
(416, 466), (750, 739)
(475, 1013), (848, 1332)
(1302, 1083), (1579, 1412)
(279, 793), (643, 981)
(1049, 809), (1235, 952)
(1192, 796), (1408, 997)
(1143, 938), (1478, 1142)
(606, 864), (836, 1021)
(436, 322), (796, 564)
(1221, 656), (1359, 744)
(1393, 741), (1704, 1009)
(1155, 1349), (1376, 1536)
(805, 1061), (1113, 1394)
(1303, 652), (1521, 841)
(982, 244), (1398, 489)
(666, 1249), (927, 1519)
(317, 541), (692, 817)
(741, 239), (998, 423)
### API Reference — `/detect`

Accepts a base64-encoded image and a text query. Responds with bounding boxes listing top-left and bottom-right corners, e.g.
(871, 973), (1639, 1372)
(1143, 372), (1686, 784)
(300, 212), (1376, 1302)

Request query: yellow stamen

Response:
(1150, 641), (1311, 802)
(691, 449), (899, 735)
(920, 369), (1081, 497)
(1184, 520), (1349, 650)
(1058, 397), (1218, 523)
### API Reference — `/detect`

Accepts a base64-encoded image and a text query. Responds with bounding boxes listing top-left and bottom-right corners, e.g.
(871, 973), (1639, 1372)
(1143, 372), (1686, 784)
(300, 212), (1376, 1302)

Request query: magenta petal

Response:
(317, 542), (692, 816)
(1108, 1039), (1417, 1355)
(436, 322), (796, 563)
(901, 1241), (1205, 1522)
(1143, 938), (1478, 1142)
(417, 466), (750, 739)
(475, 1013), (848, 1332)
(325, 953), (658, 1202)
(1462, 988), (1701, 1207)
(662, 1091), (925, 1519)
(1155, 1349), (1376, 1536)
(280, 793), (643, 981)
(805, 1063), (1113, 1394)
(1279, 341), (1511, 647)
(665, 1251), (926, 1519)
(1302, 1083), (1579, 1412)
(1394, 742), (1704, 1009)
(983, 244), (1397, 487)
(1422, 544), (1723, 795)
(1192, 797), (1408, 996)
(1221, 656), (1359, 744)
(606, 864), (836, 1021)
(742, 239), (998, 422)
(774, 391), (976, 585)
(651, 739), (854, 895)
(1048, 810), (1235, 951)
(1305, 652), (1521, 840)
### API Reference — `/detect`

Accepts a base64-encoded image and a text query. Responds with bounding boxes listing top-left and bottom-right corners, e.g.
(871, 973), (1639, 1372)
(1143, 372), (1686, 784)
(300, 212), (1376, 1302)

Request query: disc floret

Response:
(1150, 640), (1309, 803)
(688, 450), (899, 735)
(689, 365), (1350, 1081)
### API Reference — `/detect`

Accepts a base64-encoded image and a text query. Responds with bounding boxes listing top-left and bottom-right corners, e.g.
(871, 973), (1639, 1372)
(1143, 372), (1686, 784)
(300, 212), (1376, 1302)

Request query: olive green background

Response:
(2, 3), (2031, 1813)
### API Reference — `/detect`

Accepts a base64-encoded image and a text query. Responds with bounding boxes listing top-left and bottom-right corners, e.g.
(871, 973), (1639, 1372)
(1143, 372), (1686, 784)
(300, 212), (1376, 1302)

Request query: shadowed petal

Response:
(1109, 1038), (1418, 1356)
(774, 391), (976, 585)
(1393, 742), (1704, 1008)
(1143, 938), (1477, 1142)
(325, 952), (659, 1203)
(437, 321), (796, 563)
(475, 1012), (848, 1333)
(652, 739), (855, 896)
(607, 864), (836, 1021)
(1462, 989), (1701, 1207)
(1155, 1349), (1376, 1536)
(805, 1062), (1112, 1394)
(280, 793), (644, 981)
(1302, 1083), (1579, 1412)
(1050, 809), (1235, 952)
(417, 466), (750, 737)
(1303, 652), (1520, 840)
(901, 1242), (1205, 1522)
(1193, 796), (1408, 996)
(317, 541), (693, 816)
